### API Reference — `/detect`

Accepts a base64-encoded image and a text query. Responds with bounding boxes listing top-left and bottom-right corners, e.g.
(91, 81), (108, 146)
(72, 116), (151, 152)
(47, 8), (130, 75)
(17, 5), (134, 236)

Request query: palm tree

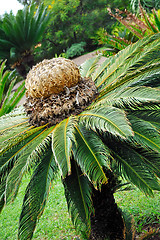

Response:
(0, 3), (50, 78)
(1, 33), (160, 240)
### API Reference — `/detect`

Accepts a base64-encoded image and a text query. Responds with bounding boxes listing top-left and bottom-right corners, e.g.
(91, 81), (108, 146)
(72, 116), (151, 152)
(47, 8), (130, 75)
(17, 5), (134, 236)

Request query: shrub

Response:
(65, 42), (86, 59)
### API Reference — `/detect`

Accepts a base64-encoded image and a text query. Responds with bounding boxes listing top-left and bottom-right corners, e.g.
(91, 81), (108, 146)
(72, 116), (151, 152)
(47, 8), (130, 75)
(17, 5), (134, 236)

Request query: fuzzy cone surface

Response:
(24, 57), (98, 126)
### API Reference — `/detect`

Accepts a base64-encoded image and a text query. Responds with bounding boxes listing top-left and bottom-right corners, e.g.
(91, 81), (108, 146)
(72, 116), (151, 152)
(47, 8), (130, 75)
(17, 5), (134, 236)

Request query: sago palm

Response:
(0, 3), (50, 77)
(1, 33), (160, 240)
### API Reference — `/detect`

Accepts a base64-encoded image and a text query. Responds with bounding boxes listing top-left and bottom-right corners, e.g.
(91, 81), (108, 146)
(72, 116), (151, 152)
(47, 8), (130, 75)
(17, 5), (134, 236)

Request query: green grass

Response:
(114, 189), (160, 234)
(0, 177), (160, 239)
(0, 177), (78, 240)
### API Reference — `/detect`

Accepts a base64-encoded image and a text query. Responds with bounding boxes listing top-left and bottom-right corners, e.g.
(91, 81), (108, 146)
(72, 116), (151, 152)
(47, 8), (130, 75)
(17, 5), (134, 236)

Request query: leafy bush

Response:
(65, 42), (86, 59)
(35, 0), (131, 60)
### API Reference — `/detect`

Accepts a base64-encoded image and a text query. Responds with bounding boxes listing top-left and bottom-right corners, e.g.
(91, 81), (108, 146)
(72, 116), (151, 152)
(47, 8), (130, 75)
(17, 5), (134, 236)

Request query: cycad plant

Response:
(98, 4), (160, 56)
(0, 3), (50, 77)
(130, 0), (160, 12)
(0, 60), (25, 116)
(1, 34), (160, 240)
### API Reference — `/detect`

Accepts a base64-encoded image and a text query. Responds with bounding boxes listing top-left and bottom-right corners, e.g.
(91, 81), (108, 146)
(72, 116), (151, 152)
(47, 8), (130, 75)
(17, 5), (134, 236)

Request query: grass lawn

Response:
(0, 176), (160, 239)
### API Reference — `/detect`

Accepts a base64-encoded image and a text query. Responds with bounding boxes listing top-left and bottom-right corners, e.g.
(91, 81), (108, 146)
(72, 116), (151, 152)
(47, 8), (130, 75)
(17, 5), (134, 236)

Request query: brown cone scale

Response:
(24, 57), (98, 126)
(25, 57), (81, 98)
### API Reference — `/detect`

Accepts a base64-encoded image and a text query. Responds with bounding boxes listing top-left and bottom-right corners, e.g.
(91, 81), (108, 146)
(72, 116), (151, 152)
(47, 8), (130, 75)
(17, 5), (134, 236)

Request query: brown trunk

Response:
(15, 53), (35, 78)
(22, 53), (35, 69)
(15, 64), (27, 79)
(90, 173), (125, 240)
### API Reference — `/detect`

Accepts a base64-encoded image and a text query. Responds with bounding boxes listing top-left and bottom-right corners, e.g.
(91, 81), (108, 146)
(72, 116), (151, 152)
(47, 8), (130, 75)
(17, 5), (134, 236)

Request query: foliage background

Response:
(33, 0), (131, 61)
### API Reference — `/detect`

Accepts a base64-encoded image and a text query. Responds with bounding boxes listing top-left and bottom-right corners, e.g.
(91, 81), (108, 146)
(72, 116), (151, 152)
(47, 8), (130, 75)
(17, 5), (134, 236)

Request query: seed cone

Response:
(25, 57), (81, 98)
(24, 57), (98, 126)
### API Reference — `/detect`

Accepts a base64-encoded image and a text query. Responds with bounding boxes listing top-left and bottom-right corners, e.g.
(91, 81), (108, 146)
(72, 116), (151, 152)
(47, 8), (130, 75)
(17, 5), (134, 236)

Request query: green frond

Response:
(91, 34), (160, 96)
(62, 160), (93, 238)
(0, 80), (25, 117)
(91, 57), (112, 82)
(128, 115), (160, 153)
(0, 107), (29, 148)
(0, 175), (7, 213)
(100, 63), (160, 100)
(0, 192), (5, 213)
(52, 116), (77, 178)
(0, 59), (10, 103)
(152, 9), (160, 32)
(93, 86), (160, 110)
(80, 54), (102, 78)
(139, 4), (158, 33)
(0, 124), (49, 163)
(18, 137), (58, 240)
(110, 142), (160, 196)
(32, 5), (51, 44)
(0, 106), (28, 131)
(79, 106), (133, 138)
(73, 125), (109, 188)
(128, 103), (160, 125)
(3, 127), (52, 204)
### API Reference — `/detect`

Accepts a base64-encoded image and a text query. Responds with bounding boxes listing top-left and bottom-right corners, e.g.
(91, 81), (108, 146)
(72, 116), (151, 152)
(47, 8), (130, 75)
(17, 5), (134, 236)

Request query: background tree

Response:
(17, 0), (41, 6)
(0, 3), (50, 78)
(34, 0), (131, 60)
(0, 33), (160, 239)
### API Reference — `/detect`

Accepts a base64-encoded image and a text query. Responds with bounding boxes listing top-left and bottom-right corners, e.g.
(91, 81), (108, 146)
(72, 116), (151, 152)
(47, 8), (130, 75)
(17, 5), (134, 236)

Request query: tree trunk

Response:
(15, 53), (35, 78)
(89, 169), (126, 240)
(22, 53), (35, 69)
(15, 63), (27, 79)
(90, 184), (125, 240)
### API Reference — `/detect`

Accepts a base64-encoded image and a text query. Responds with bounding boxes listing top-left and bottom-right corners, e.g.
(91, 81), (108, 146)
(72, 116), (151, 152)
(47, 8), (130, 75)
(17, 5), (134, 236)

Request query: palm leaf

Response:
(79, 106), (133, 138)
(0, 192), (5, 213)
(52, 116), (77, 178)
(0, 80), (25, 117)
(139, 4), (158, 33)
(92, 34), (160, 94)
(62, 160), (93, 238)
(80, 54), (102, 78)
(128, 103), (160, 125)
(152, 9), (160, 32)
(0, 107), (28, 143)
(0, 124), (48, 158)
(128, 115), (160, 153)
(109, 141), (160, 196)
(5, 127), (52, 204)
(93, 86), (160, 110)
(72, 125), (109, 188)
(0, 60), (9, 102)
(0, 173), (7, 213)
(91, 57), (111, 82)
(0, 3), (50, 59)
(32, 6), (51, 44)
(18, 137), (58, 240)
(98, 56), (160, 98)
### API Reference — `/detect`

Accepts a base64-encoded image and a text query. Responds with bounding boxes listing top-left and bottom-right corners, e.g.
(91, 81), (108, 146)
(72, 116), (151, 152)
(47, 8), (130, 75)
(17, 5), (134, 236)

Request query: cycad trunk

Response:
(15, 53), (35, 78)
(15, 63), (27, 78)
(90, 184), (125, 240)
